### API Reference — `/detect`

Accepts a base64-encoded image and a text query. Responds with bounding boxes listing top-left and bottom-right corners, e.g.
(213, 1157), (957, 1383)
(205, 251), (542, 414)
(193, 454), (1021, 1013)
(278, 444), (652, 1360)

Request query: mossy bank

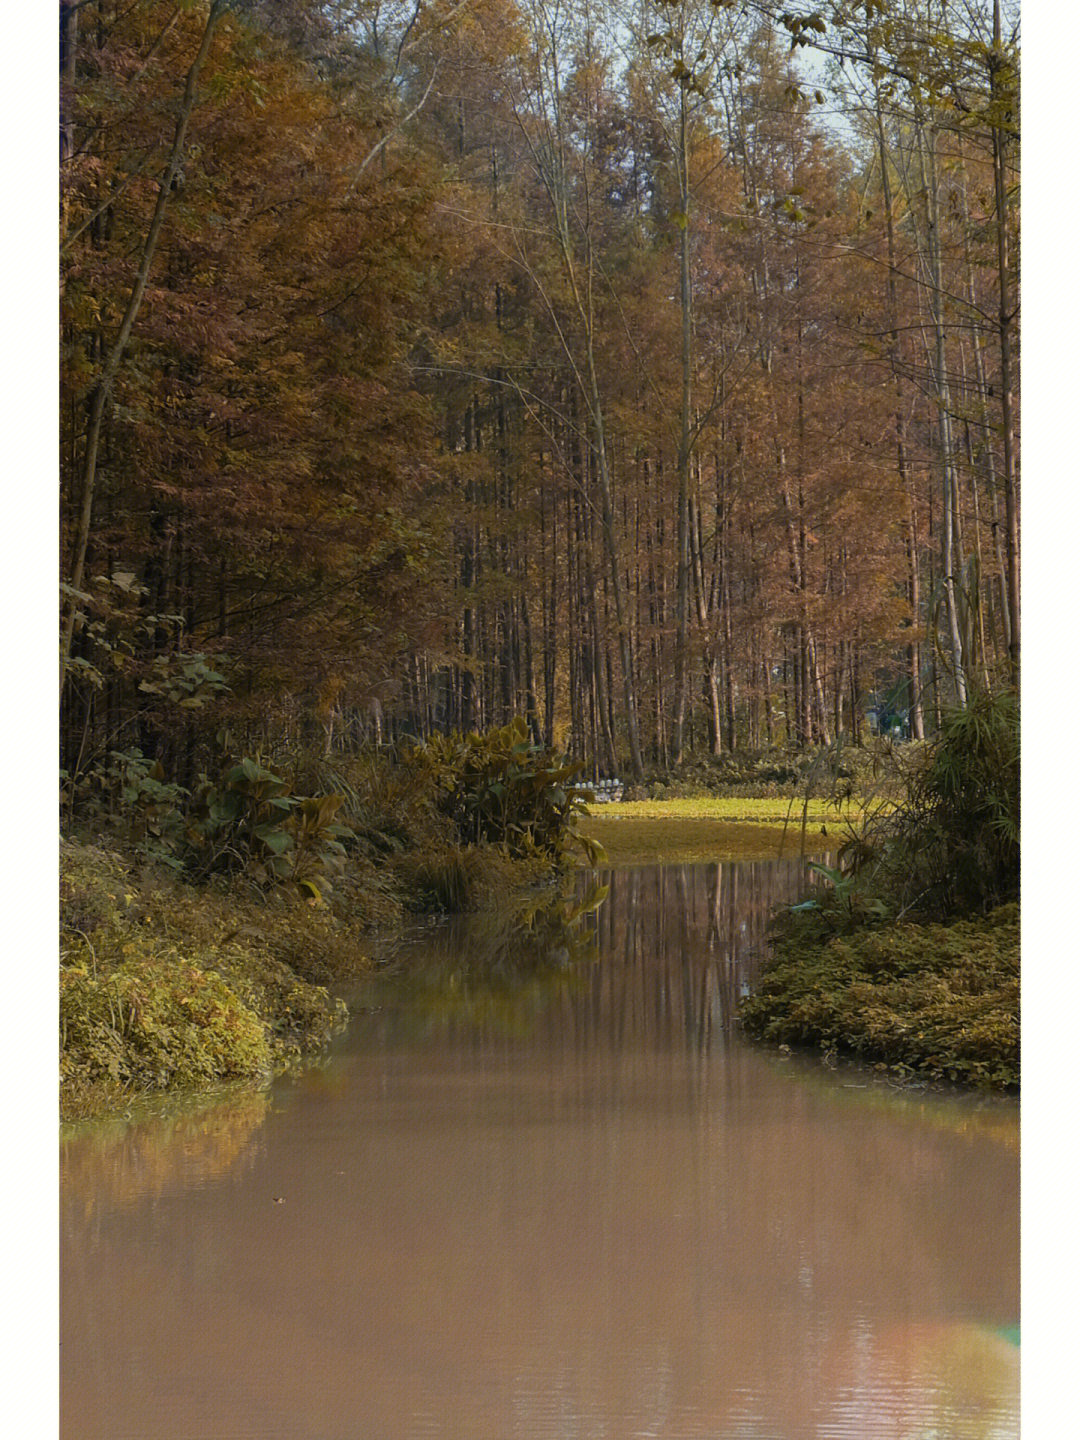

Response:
(60, 722), (594, 1119)
(60, 841), (365, 1120)
(738, 689), (1020, 1091)
(739, 906), (1019, 1090)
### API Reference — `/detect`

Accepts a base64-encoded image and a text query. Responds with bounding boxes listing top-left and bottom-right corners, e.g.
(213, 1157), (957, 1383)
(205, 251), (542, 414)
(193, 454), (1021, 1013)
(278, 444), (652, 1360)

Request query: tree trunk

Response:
(991, 0), (1020, 682)
(61, 0), (226, 691)
(917, 120), (967, 706)
(672, 83), (693, 765)
(875, 94), (924, 738)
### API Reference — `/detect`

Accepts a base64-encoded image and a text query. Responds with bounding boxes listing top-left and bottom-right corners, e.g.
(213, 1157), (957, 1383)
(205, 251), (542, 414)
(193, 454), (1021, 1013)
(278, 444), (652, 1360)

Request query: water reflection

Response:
(364, 879), (607, 1041)
(61, 1086), (269, 1220)
(60, 860), (1019, 1440)
(370, 858), (814, 1053)
(588, 859), (811, 1050)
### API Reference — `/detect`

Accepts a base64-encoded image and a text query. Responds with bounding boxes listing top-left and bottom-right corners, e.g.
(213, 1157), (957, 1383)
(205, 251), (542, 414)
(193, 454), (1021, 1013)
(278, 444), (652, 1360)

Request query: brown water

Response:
(61, 861), (1020, 1440)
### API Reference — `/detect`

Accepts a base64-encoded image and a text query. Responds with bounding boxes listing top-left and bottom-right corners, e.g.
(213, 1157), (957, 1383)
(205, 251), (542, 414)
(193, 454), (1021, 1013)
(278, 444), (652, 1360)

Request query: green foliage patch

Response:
(739, 906), (1019, 1089)
(404, 718), (603, 865)
(60, 840), (350, 1119)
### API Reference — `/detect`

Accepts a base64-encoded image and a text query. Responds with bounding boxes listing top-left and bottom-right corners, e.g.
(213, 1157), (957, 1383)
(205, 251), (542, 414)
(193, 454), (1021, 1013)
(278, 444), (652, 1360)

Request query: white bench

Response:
(588, 778), (624, 804)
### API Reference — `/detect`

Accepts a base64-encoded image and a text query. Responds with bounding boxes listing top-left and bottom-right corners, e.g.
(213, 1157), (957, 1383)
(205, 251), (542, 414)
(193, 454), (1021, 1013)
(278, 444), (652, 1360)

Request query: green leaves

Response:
(165, 755), (352, 900)
(406, 717), (597, 865)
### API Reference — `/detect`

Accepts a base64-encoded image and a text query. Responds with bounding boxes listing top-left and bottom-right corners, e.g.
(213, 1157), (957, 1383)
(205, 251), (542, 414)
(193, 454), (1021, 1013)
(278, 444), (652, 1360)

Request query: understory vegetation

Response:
(740, 906), (1018, 1088)
(61, 840), (354, 1119)
(740, 689), (1020, 1089)
(61, 722), (600, 1117)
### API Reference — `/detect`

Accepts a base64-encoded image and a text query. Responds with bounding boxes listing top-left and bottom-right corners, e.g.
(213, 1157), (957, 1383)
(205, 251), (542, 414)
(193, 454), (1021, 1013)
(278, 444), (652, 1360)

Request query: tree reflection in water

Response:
(61, 859), (1019, 1440)
(373, 858), (818, 1051)
(368, 878), (609, 1038)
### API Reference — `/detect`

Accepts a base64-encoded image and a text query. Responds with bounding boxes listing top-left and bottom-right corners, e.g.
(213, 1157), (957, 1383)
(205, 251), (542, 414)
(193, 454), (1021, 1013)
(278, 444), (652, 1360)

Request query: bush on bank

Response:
(739, 688), (1020, 1090)
(60, 841), (354, 1119)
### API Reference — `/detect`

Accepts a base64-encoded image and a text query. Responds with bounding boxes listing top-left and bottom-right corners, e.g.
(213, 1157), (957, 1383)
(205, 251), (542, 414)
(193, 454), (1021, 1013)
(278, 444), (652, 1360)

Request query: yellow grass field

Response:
(578, 797), (864, 865)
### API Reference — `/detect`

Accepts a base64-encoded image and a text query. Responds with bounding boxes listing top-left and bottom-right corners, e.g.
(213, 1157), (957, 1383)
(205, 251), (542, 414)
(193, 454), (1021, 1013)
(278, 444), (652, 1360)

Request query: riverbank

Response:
(735, 689), (1019, 1091)
(60, 840), (356, 1119)
(56, 797), (870, 1118)
(578, 799), (1019, 1092)
(62, 779), (1017, 1114)
(738, 904), (1019, 1089)
(60, 833), (560, 1120)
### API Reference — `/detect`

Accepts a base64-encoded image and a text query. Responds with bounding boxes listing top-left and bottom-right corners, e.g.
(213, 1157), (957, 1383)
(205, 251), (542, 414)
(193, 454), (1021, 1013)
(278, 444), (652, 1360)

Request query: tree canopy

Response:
(60, 0), (1019, 789)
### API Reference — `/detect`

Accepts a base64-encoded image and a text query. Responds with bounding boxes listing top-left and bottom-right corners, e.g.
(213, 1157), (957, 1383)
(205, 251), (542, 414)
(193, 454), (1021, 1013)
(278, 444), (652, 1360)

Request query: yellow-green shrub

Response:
(404, 718), (602, 864)
(60, 839), (351, 1117)
(60, 957), (272, 1094)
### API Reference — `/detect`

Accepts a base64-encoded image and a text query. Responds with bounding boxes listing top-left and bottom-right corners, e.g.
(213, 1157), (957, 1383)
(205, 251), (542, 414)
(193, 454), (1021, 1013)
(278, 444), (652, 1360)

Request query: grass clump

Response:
(393, 840), (557, 913)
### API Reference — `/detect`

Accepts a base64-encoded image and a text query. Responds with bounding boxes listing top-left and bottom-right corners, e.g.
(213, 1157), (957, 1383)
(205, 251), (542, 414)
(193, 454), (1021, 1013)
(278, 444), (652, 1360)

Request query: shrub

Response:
(60, 958), (272, 1095)
(70, 748), (353, 904)
(60, 839), (351, 1117)
(404, 717), (603, 865)
(781, 687), (1019, 932)
(184, 757), (350, 901)
(857, 689), (1016, 920)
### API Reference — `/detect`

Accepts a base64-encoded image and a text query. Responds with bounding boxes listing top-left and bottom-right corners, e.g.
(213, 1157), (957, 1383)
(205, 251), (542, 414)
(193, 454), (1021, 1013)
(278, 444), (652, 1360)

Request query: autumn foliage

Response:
(61, 0), (1019, 795)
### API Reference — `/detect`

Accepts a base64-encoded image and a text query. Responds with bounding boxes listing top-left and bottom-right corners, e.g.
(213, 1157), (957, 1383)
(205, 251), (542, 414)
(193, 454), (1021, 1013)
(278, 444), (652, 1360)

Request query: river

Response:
(60, 859), (1019, 1439)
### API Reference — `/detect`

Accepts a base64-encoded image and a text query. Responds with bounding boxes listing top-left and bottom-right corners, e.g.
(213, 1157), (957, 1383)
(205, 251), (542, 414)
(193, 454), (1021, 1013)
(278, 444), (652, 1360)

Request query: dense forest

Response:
(60, 0), (1019, 793)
